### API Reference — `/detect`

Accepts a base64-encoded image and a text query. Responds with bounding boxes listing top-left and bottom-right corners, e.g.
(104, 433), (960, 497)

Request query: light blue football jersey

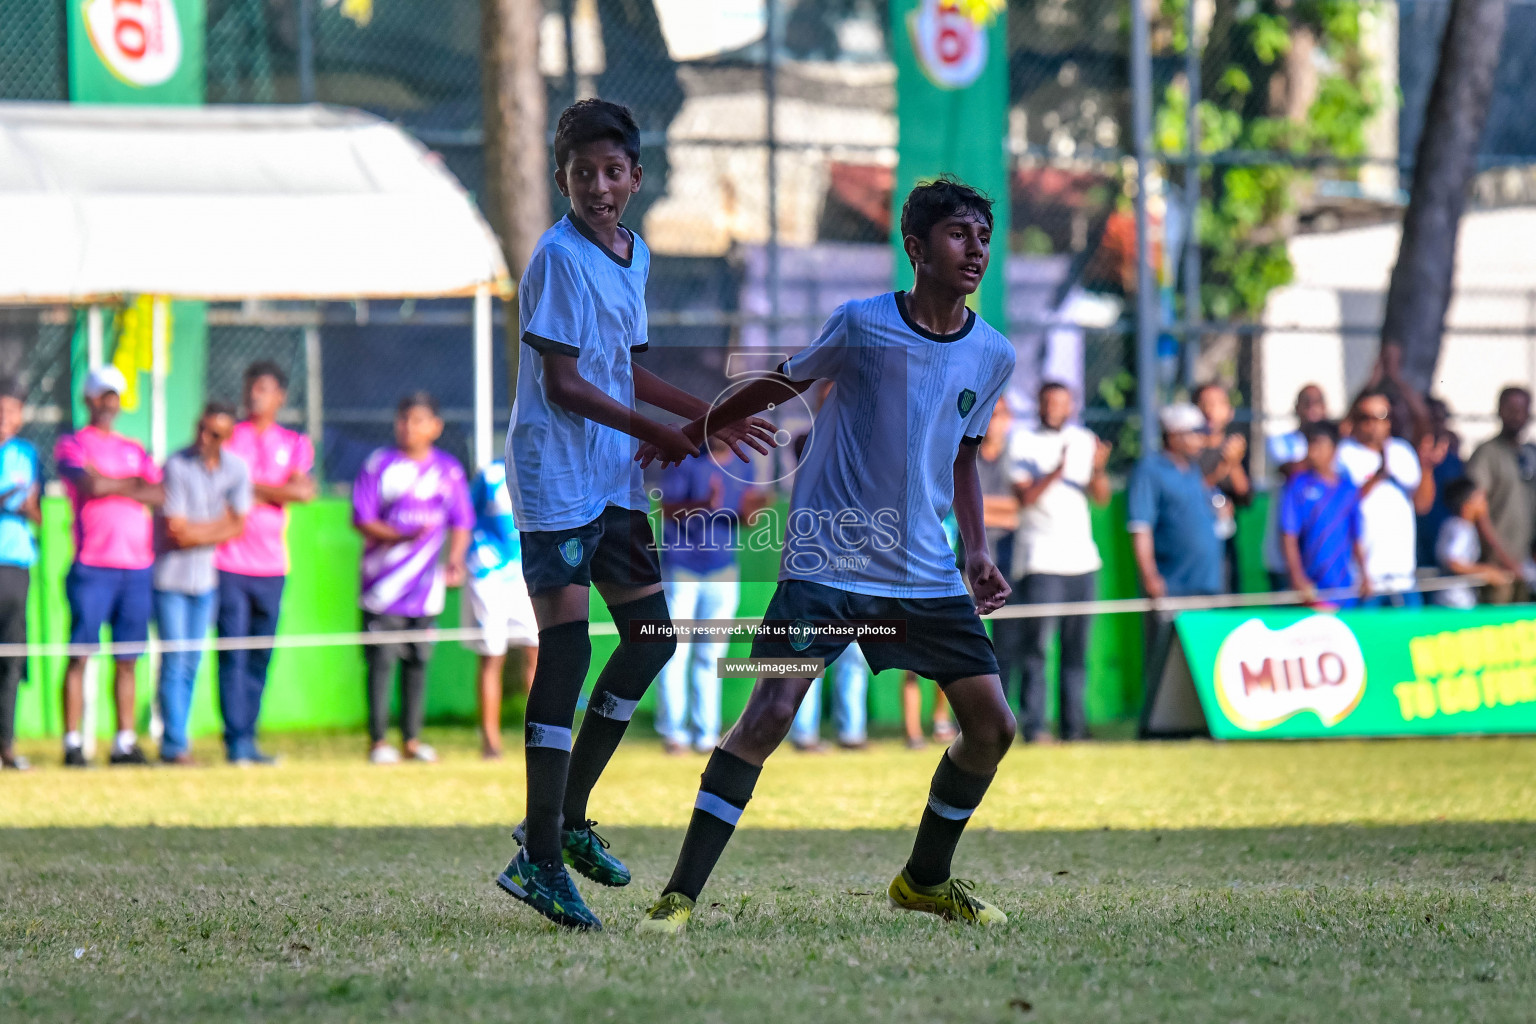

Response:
(507, 213), (650, 532)
(468, 460), (520, 579)
(0, 437), (40, 568)
(778, 292), (1015, 598)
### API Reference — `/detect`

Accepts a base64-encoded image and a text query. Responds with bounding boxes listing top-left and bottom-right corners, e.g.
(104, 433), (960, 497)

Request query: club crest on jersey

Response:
(789, 619), (815, 652)
(957, 388), (977, 416)
(558, 538), (583, 566)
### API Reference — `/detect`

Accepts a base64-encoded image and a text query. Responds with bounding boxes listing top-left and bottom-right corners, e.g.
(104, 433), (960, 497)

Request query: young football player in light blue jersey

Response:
(496, 99), (778, 931)
(637, 176), (1018, 933)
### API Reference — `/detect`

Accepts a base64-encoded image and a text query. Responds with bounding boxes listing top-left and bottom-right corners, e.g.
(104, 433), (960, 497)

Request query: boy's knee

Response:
(967, 712), (1015, 764)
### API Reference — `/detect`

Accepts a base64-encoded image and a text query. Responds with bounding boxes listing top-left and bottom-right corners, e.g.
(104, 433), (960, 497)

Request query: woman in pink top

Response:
(213, 362), (316, 765)
(54, 366), (164, 767)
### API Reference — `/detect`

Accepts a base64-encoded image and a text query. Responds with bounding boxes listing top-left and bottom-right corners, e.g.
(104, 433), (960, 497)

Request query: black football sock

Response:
(663, 748), (762, 901)
(904, 751), (995, 887)
(522, 621), (592, 864)
(563, 592), (676, 826)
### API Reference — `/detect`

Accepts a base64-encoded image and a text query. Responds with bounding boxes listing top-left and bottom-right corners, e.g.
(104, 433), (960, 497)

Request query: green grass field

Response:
(5, 729), (1536, 1022)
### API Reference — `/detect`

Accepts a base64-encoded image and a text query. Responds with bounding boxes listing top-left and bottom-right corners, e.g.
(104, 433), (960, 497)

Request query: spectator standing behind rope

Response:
(1279, 420), (1369, 609)
(1432, 478), (1515, 609)
(1262, 384), (1328, 591)
(1006, 384), (1110, 744)
(1416, 396), (1466, 574)
(0, 379), (40, 771)
(214, 362), (316, 765)
(54, 366), (164, 767)
(1335, 352), (1442, 608)
(152, 404), (251, 766)
(1194, 382), (1252, 591)
(352, 392), (472, 765)
(1464, 386), (1536, 601)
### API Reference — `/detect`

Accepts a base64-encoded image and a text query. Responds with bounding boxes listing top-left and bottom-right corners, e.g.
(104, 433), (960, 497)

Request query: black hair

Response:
(899, 175), (993, 265)
(244, 360), (289, 392)
(1499, 385), (1531, 407)
(1039, 380), (1070, 402)
(1352, 386), (1392, 414)
(1193, 381), (1228, 405)
(1442, 476), (1479, 518)
(397, 391), (439, 417)
(202, 400), (238, 421)
(0, 377), (24, 402)
(1302, 419), (1339, 445)
(554, 99), (642, 169)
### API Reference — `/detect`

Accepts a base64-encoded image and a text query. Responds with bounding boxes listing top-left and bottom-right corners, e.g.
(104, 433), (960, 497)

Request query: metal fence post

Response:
(473, 284), (494, 469)
(1131, 0), (1159, 453)
(1183, 0), (1201, 388)
(304, 320), (323, 481)
(298, 0), (315, 103)
(765, 0), (781, 350)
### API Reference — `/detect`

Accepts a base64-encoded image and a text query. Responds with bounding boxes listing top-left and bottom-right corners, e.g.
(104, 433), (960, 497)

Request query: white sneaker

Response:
(369, 744), (402, 765)
(407, 743), (438, 763)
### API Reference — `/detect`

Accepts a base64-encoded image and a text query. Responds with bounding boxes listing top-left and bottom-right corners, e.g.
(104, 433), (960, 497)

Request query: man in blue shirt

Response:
(1280, 420), (1368, 607)
(0, 379), (40, 771)
(656, 436), (769, 754)
(1127, 403), (1224, 600)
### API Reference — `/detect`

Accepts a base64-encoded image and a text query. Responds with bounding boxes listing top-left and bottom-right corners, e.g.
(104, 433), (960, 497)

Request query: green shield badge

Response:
(957, 388), (977, 416)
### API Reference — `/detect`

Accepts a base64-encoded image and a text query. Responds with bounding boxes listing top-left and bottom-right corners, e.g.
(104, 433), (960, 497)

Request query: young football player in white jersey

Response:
(637, 176), (1018, 933)
(496, 99), (777, 931)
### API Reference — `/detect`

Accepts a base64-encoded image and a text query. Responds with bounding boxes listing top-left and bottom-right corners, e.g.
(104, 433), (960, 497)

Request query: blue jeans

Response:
(1359, 590), (1424, 609)
(656, 568), (738, 747)
(216, 572), (286, 756)
(154, 589), (217, 758)
(791, 644), (869, 745)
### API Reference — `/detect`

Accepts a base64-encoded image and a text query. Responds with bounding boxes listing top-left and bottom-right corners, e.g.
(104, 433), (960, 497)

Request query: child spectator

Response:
(1433, 479), (1512, 609)
(1279, 421), (1368, 608)
(352, 392), (472, 764)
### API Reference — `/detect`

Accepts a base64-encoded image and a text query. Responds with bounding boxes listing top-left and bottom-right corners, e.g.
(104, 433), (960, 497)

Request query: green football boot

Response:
(511, 818), (632, 888)
(496, 848), (603, 931)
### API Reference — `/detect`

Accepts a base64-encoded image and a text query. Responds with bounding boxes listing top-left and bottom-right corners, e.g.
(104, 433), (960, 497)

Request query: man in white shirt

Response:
(1007, 382), (1111, 742)
(1335, 383), (1438, 605)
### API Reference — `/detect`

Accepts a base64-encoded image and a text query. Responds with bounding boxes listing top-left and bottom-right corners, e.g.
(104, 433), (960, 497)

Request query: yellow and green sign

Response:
(68, 0), (205, 104)
(890, 0), (1009, 329)
(1157, 608), (1536, 739)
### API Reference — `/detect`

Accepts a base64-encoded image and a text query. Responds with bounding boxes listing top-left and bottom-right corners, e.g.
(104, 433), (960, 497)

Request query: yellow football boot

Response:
(637, 891), (695, 935)
(888, 869), (1006, 926)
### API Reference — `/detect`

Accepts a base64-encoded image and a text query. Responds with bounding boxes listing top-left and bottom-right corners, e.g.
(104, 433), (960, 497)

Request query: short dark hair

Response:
(1302, 419), (1339, 445)
(1499, 386), (1531, 407)
(1352, 386), (1392, 414)
(1039, 380), (1070, 402)
(1193, 381), (1227, 405)
(899, 176), (994, 265)
(202, 400), (238, 421)
(0, 377), (24, 402)
(397, 391), (439, 417)
(554, 99), (642, 169)
(1442, 476), (1479, 518)
(244, 361), (289, 392)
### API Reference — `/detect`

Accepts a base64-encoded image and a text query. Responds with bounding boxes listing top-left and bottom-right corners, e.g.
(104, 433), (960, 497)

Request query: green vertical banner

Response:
(68, 0), (205, 104)
(891, 0), (1010, 329)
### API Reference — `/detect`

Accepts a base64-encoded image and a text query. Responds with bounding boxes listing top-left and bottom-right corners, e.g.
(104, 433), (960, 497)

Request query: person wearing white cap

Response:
(1126, 402), (1224, 601)
(53, 365), (165, 767)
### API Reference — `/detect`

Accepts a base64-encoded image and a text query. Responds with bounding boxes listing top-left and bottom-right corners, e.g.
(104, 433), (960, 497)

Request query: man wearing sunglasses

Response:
(152, 403), (252, 764)
(1336, 353), (1441, 607)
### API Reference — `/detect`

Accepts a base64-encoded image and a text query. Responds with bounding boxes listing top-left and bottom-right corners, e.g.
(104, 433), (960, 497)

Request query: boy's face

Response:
(1197, 387), (1231, 431)
(1306, 434), (1335, 472)
(556, 139), (642, 235)
(196, 413), (234, 459)
(246, 373), (286, 421)
(0, 396), (22, 442)
(395, 406), (443, 452)
(908, 213), (990, 296)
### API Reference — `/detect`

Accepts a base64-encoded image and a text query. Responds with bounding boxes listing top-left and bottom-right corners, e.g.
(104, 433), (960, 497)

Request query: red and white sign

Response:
(83, 0), (184, 88)
(1214, 615), (1368, 731)
(908, 0), (989, 90)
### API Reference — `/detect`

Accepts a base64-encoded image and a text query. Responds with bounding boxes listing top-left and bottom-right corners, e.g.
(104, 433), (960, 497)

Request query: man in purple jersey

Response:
(352, 392), (473, 764)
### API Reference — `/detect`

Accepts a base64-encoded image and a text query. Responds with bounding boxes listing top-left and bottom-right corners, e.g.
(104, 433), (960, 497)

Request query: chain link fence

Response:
(6, 0), (1536, 478)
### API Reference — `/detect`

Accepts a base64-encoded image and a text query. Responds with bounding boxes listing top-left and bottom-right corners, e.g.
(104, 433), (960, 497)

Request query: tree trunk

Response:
(480, 0), (549, 397)
(1380, 0), (1509, 393)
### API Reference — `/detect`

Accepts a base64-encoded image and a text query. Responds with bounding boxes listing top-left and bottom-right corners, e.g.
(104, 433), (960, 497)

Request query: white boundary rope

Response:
(0, 575), (1494, 659)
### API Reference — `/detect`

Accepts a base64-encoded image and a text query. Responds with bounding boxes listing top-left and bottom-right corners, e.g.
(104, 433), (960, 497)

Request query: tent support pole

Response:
(86, 306), (104, 368)
(473, 285), (494, 469)
(304, 322), (324, 482)
(150, 298), (168, 462)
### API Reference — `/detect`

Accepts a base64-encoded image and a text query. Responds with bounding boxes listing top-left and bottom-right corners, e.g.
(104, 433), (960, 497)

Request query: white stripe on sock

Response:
(926, 793), (975, 821)
(588, 692), (640, 722)
(525, 723), (573, 751)
(694, 790), (744, 826)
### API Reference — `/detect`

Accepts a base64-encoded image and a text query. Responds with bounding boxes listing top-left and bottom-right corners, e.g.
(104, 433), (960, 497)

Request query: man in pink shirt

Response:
(214, 362), (316, 764)
(55, 366), (164, 767)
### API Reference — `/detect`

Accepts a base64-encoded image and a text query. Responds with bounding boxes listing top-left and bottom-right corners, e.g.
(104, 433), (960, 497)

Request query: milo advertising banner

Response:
(890, 0), (1009, 329)
(69, 0), (205, 104)
(1145, 608), (1536, 740)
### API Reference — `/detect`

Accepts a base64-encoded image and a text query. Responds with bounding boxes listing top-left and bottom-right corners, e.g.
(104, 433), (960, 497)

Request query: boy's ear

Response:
(629, 163), (643, 194)
(902, 232), (923, 267)
(554, 165), (569, 198)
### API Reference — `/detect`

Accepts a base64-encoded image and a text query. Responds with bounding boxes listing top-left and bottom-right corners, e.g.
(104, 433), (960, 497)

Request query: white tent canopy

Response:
(0, 102), (508, 468)
(0, 102), (509, 302)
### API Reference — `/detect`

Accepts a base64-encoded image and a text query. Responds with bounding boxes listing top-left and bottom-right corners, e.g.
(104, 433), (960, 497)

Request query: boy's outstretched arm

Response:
(953, 443), (1010, 616)
(636, 373), (816, 468)
(543, 353), (698, 462)
(633, 365), (780, 463)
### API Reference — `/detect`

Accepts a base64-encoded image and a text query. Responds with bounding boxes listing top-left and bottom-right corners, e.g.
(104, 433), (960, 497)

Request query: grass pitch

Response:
(5, 730), (1536, 1022)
